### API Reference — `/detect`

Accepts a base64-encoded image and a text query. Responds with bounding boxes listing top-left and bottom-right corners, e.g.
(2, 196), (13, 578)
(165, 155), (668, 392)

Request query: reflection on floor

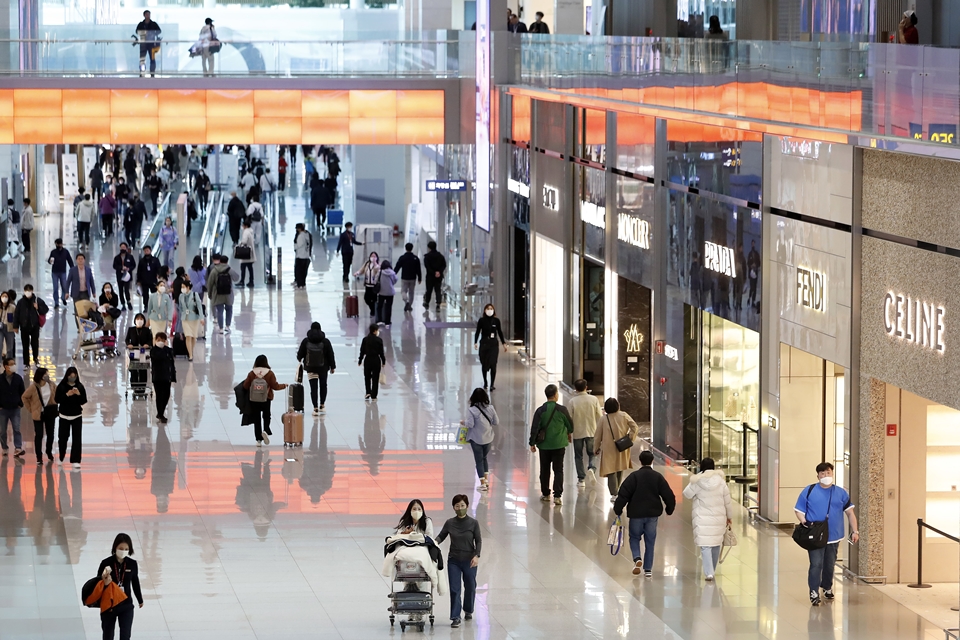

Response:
(0, 178), (950, 639)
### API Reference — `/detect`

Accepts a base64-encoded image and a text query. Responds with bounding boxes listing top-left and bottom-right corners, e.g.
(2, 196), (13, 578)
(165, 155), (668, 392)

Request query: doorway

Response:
(582, 259), (604, 394)
(513, 227), (528, 344)
(534, 233), (565, 375)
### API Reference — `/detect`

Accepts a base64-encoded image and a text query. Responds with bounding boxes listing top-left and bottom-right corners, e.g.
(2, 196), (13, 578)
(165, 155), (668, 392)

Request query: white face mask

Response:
(105, 288), (112, 294)
(485, 309), (494, 317)
(819, 475), (834, 486)
(135, 320), (144, 327)
(115, 549), (128, 560)
(156, 341), (166, 348)
(23, 292), (32, 298)
(410, 508), (422, 522)
(182, 288), (190, 294)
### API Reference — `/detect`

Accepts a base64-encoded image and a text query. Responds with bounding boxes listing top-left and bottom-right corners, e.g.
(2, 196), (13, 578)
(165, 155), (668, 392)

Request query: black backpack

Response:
(9, 208), (19, 225)
(216, 269), (232, 295)
(304, 340), (325, 370)
(250, 208), (262, 223)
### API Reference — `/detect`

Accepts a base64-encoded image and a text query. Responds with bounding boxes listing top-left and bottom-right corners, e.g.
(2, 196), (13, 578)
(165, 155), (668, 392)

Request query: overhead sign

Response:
(426, 180), (467, 192)
(796, 267), (825, 312)
(883, 292), (945, 353)
(704, 241), (737, 278)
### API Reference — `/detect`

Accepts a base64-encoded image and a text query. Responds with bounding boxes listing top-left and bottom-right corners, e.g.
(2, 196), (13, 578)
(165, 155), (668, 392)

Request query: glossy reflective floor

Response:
(0, 178), (949, 640)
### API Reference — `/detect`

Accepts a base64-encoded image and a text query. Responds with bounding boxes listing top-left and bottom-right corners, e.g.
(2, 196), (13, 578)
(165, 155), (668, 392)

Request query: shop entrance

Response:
(513, 227), (529, 344)
(582, 259), (604, 395)
(534, 233), (565, 375)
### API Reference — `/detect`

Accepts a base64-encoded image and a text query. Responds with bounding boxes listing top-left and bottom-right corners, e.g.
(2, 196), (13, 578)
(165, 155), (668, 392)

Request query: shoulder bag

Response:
(234, 244), (251, 261)
(607, 516), (624, 555)
(607, 415), (634, 452)
(792, 485), (833, 550)
(536, 404), (557, 444)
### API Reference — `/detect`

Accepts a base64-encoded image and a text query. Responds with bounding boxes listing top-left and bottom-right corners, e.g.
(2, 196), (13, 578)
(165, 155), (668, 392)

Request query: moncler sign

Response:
(883, 292), (945, 353)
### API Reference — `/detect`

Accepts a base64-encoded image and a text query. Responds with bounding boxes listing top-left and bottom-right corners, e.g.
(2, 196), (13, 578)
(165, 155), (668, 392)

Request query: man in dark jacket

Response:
(46, 238), (73, 308)
(529, 11), (550, 33)
(528, 384), (574, 505)
(88, 164), (104, 199)
(13, 285), (47, 367)
(296, 322), (337, 415)
(423, 240), (447, 311)
(227, 190), (245, 245)
(0, 357), (25, 457)
(614, 450), (676, 577)
(136, 244), (162, 305)
(113, 244), (137, 311)
(394, 243), (422, 312)
(310, 174), (330, 227)
(335, 222), (362, 283)
(126, 193), (147, 246)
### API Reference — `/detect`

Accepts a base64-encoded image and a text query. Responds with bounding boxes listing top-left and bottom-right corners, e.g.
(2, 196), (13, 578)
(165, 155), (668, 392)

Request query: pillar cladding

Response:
(857, 377), (886, 577)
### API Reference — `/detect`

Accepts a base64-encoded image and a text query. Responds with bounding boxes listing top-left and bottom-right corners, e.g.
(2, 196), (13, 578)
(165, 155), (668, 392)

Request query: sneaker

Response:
(451, 619), (461, 628)
(224, 327), (231, 334)
(365, 394), (371, 400)
(479, 482), (488, 491)
(810, 590), (821, 606)
(704, 575), (714, 581)
(218, 328), (225, 335)
(489, 386), (496, 391)
(632, 560), (643, 575)
(823, 589), (834, 600)
(313, 407), (320, 416)
(644, 571), (652, 578)
(262, 432), (270, 445)
(577, 480), (585, 488)
(319, 405), (325, 413)
(422, 302), (429, 309)
(586, 468), (598, 484)
(464, 613), (473, 620)
(540, 495), (552, 503)
(13, 448), (24, 458)
(553, 497), (562, 506)
(257, 441), (262, 448)
(72, 463), (81, 470)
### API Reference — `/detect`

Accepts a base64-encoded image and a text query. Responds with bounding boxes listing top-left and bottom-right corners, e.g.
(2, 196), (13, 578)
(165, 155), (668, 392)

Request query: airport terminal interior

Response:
(3, 0), (960, 639)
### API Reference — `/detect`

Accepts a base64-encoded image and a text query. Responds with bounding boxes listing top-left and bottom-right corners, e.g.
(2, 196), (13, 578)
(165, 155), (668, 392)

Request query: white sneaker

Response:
(72, 463), (81, 470)
(577, 481), (586, 488)
(586, 469), (598, 484)
(313, 407), (320, 416)
(257, 441), (262, 448)
(262, 433), (270, 445)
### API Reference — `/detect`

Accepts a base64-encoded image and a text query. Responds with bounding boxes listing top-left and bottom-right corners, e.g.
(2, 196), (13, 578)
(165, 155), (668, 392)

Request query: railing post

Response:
(908, 518), (932, 588)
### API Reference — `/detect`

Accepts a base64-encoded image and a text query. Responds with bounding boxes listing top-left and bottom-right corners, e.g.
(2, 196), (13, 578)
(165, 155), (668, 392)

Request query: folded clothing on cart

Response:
(381, 533), (447, 595)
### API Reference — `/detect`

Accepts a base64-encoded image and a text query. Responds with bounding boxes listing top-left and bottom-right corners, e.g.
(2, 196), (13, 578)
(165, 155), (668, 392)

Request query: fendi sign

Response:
(883, 292), (945, 353)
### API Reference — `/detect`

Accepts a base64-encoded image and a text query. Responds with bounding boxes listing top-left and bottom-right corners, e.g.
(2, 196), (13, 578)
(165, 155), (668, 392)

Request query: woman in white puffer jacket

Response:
(683, 458), (734, 580)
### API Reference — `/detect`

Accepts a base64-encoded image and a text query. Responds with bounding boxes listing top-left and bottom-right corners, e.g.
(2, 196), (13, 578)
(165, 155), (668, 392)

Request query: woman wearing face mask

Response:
(355, 251), (381, 316)
(682, 458), (734, 581)
(145, 281), (173, 338)
(473, 304), (507, 390)
(95, 533), (144, 640)
(99, 283), (120, 338)
(461, 388), (499, 491)
(395, 499), (434, 537)
(435, 494), (482, 629)
(150, 332), (177, 424)
(23, 367), (57, 465)
(0, 290), (16, 360)
(177, 280), (203, 361)
(55, 367), (88, 469)
(158, 216), (178, 268)
(125, 313), (153, 391)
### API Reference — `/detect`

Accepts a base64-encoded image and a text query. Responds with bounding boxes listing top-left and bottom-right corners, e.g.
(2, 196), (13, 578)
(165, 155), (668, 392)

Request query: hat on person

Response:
(903, 9), (915, 17)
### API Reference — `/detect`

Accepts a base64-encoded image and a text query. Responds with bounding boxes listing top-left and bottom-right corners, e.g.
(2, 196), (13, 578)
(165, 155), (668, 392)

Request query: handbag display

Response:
(607, 415), (634, 452)
(607, 516), (624, 555)
(234, 244), (251, 261)
(792, 485), (833, 551)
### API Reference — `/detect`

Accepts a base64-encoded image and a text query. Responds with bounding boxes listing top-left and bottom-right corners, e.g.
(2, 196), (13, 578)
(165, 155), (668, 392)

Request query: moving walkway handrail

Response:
(139, 192), (171, 250)
(199, 191), (222, 265)
(262, 191), (277, 286)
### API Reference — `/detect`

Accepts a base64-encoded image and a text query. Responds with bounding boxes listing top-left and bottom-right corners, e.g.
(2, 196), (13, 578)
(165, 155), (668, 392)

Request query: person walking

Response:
(66, 253), (95, 304)
(145, 281), (173, 338)
(55, 367), (88, 469)
(613, 450), (677, 577)
(259, 169), (275, 203)
(135, 10), (162, 77)
(528, 384), (574, 505)
(135, 245), (161, 306)
(76, 193), (95, 246)
(335, 221), (362, 283)
(47, 238), (73, 308)
(23, 367), (56, 465)
(473, 303), (507, 390)
(227, 191), (244, 245)
(293, 223), (312, 290)
(124, 313), (152, 391)
(13, 285), (48, 368)
(435, 494), (482, 629)
(94, 533), (145, 640)
(422, 241), (447, 311)
(20, 198), (34, 253)
(358, 323), (386, 401)
(0, 291), (16, 361)
(277, 154), (288, 193)
(394, 243), (422, 312)
(195, 169), (211, 211)
(794, 462), (859, 605)
(394, 499), (434, 537)
(568, 378), (602, 488)
(150, 332), (177, 423)
(355, 252), (381, 316)
(242, 355), (287, 447)
(296, 322), (336, 416)
(112, 244), (137, 311)
(375, 259), (397, 327)
(310, 173), (330, 227)
(124, 150), (138, 188)
(158, 216), (178, 268)
(126, 192), (146, 246)
(199, 17), (218, 76)
(238, 220), (256, 288)
(461, 388), (498, 491)
(206, 254), (239, 334)
(99, 189), (117, 238)
(529, 11), (550, 33)
(99, 283), (120, 339)
(0, 358), (25, 459)
(145, 170), (162, 217)
(88, 164), (104, 201)
(594, 397), (639, 499)
(177, 281), (203, 360)
(683, 457), (734, 581)
(246, 194), (264, 247)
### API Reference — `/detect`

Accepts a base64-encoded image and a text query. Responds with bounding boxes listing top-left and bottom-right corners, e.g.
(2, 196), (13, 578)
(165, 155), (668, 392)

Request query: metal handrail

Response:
(139, 192), (171, 250)
(908, 518), (959, 589)
(198, 191), (222, 266)
(262, 190), (277, 286)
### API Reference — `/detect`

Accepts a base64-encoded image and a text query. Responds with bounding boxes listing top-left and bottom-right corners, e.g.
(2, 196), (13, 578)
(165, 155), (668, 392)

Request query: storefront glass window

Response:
(510, 145), (530, 230)
(615, 113), (655, 178)
(616, 174), (656, 290)
(580, 165), (605, 262)
(665, 122), (762, 204)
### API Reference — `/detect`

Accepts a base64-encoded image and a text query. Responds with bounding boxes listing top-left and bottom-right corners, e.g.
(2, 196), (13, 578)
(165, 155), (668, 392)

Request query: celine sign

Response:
(796, 267), (825, 311)
(542, 185), (559, 211)
(618, 214), (651, 250)
(883, 292), (945, 352)
(704, 241), (737, 278)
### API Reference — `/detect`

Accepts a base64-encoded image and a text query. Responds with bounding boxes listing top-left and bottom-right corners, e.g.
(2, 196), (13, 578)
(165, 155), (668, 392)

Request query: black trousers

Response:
(294, 258), (310, 287)
(58, 417), (82, 464)
(21, 326), (39, 365)
(309, 370), (329, 407)
(424, 277), (443, 306)
(77, 221), (91, 244)
(538, 447), (566, 498)
(341, 253), (353, 280)
(116, 278), (132, 308)
(313, 206), (326, 227)
(278, 172), (286, 191)
(250, 401), (272, 441)
(101, 604), (134, 640)
(34, 415), (54, 462)
(154, 381), (171, 418)
(363, 361), (381, 398)
(479, 343), (500, 386)
(102, 215), (114, 237)
(376, 295), (394, 325)
(240, 262), (254, 286)
(363, 286), (377, 315)
(21, 230), (30, 252)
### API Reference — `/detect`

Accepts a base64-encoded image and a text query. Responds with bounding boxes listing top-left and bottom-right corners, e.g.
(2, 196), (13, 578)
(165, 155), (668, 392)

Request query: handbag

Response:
(607, 516), (624, 555)
(536, 404), (558, 444)
(719, 525), (738, 564)
(792, 485), (833, 551)
(607, 415), (633, 452)
(208, 40), (222, 54)
(379, 370), (387, 385)
(234, 244), (251, 261)
(456, 422), (469, 445)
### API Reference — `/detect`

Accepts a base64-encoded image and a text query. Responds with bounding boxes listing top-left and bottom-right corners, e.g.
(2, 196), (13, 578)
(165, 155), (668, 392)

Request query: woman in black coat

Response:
(150, 331), (177, 424)
(96, 532), (144, 640)
(55, 366), (88, 468)
(474, 303), (507, 390)
(358, 323), (386, 400)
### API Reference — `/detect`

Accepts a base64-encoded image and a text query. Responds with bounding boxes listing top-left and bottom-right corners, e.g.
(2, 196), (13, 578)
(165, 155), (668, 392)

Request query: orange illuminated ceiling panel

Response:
(0, 90), (12, 117)
(206, 89), (254, 118)
(584, 108), (605, 145)
(62, 90), (110, 118)
(14, 117), (61, 144)
(63, 116), (110, 143)
(617, 113), (655, 145)
(254, 90), (301, 118)
(159, 89), (205, 117)
(302, 90), (349, 118)
(111, 90), (158, 118)
(512, 94), (531, 142)
(397, 117), (443, 144)
(396, 90), (443, 118)
(349, 90), (397, 119)
(254, 117), (302, 143)
(159, 116), (206, 143)
(112, 117), (157, 144)
(302, 117), (349, 144)
(350, 117), (397, 144)
(207, 116), (253, 144)
(15, 89), (61, 117)
(0, 118), (12, 144)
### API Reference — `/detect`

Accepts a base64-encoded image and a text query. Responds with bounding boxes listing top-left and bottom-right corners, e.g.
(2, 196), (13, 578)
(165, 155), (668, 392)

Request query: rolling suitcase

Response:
(288, 383), (304, 413)
(172, 333), (189, 358)
(345, 295), (359, 318)
(282, 411), (304, 446)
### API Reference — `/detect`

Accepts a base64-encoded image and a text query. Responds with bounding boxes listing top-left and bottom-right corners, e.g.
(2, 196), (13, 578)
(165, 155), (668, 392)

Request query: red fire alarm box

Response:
(655, 341), (664, 354)
(886, 424), (897, 437)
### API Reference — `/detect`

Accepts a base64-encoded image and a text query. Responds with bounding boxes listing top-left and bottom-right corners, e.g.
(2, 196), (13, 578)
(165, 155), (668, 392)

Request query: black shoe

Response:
(490, 386), (496, 391)
(435, 306), (441, 311)
(464, 613), (473, 620)
(810, 590), (821, 606)
(246, 282), (254, 288)
(823, 589), (835, 600)
(451, 619), (461, 628)
(422, 302), (429, 309)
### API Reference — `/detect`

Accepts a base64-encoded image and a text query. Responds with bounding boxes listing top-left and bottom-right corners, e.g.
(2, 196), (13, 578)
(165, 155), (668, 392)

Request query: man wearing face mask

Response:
(0, 357), (26, 458)
(136, 245), (161, 310)
(150, 332), (177, 424)
(146, 281), (173, 338)
(795, 462), (858, 606)
(13, 285), (48, 368)
(435, 494), (481, 629)
(65, 253), (95, 304)
(473, 304), (507, 390)
(113, 243), (137, 311)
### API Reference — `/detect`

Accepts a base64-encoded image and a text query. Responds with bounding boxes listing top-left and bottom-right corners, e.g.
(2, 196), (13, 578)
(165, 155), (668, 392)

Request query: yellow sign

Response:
(623, 324), (644, 353)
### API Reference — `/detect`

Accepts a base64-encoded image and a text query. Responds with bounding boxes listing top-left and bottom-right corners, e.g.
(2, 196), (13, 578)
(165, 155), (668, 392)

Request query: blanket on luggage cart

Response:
(381, 533), (447, 595)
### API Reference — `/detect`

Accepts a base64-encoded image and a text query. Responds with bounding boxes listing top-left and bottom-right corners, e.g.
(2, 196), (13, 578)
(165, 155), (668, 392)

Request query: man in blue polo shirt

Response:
(794, 462), (859, 606)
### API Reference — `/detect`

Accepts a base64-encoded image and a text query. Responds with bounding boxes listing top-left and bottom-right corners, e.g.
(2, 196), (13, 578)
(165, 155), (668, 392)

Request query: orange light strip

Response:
(0, 89), (445, 145)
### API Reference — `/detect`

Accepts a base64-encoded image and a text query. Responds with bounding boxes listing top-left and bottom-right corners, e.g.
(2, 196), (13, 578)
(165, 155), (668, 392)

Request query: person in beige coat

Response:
(23, 367), (57, 464)
(594, 397), (639, 499)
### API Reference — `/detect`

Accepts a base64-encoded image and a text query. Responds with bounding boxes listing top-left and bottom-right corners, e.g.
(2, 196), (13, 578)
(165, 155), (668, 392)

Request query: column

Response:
(554, 0), (583, 34)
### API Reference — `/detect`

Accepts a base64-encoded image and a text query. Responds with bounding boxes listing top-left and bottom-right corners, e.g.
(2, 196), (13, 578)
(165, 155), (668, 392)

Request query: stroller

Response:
(73, 301), (117, 362)
(388, 560), (435, 632)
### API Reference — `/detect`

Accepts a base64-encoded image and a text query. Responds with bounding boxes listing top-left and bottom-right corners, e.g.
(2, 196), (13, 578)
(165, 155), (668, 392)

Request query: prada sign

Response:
(796, 267), (825, 312)
(704, 241), (737, 278)
(883, 292), (945, 353)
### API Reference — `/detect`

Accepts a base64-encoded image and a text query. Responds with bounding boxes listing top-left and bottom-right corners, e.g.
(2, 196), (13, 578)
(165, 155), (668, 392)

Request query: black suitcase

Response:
(173, 333), (189, 358)
(288, 383), (304, 413)
(391, 592), (432, 612)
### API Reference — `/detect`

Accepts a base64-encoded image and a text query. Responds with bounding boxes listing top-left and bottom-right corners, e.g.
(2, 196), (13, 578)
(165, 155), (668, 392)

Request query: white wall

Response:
(353, 145), (408, 230)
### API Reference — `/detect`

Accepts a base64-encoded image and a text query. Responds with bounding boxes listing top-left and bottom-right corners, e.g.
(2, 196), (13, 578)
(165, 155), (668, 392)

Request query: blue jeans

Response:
(0, 406), (22, 450)
(572, 437), (596, 481)
(628, 516), (659, 571)
(215, 303), (233, 329)
(700, 545), (721, 577)
(161, 248), (174, 268)
(469, 441), (491, 478)
(447, 557), (477, 620)
(808, 542), (839, 593)
(52, 270), (68, 304)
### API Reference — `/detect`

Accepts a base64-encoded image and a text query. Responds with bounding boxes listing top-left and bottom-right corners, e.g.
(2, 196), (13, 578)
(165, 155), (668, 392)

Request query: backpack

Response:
(216, 269), (232, 295)
(249, 375), (269, 403)
(8, 208), (19, 225)
(250, 208), (262, 223)
(304, 340), (325, 371)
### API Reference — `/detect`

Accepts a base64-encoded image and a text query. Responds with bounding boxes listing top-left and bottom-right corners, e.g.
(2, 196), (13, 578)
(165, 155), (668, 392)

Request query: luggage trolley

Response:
(388, 560), (435, 632)
(125, 350), (152, 400)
